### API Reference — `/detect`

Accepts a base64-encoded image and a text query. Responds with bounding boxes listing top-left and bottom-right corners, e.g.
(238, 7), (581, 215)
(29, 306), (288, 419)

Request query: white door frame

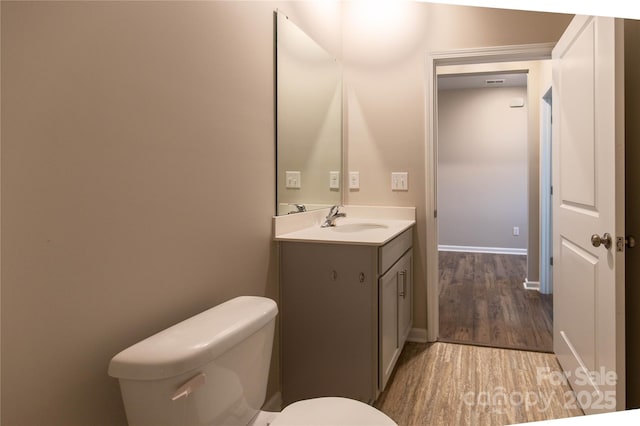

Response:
(425, 43), (555, 342)
(540, 87), (553, 294)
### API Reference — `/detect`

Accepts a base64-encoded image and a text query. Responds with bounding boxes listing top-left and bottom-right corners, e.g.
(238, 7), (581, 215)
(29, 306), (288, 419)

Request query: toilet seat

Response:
(270, 397), (397, 426)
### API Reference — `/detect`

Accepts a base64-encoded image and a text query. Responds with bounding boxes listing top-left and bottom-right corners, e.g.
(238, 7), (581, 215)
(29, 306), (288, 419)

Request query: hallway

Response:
(438, 252), (553, 352)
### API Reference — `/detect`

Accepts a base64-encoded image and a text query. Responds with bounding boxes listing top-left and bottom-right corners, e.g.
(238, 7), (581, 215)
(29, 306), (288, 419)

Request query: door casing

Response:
(425, 43), (554, 341)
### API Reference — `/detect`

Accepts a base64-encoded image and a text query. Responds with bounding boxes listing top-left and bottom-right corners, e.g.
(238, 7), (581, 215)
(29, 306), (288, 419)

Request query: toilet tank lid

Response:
(108, 296), (278, 380)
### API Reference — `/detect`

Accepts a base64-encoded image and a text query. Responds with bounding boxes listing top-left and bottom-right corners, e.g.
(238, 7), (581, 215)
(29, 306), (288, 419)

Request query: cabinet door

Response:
(280, 242), (378, 405)
(397, 249), (413, 348)
(379, 261), (401, 391)
(379, 248), (413, 391)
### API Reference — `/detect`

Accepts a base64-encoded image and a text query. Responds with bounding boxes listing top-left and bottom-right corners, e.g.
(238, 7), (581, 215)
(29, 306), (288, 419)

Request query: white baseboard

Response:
(407, 328), (428, 343)
(523, 279), (541, 291)
(262, 391), (282, 412)
(438, 245), (527, 256)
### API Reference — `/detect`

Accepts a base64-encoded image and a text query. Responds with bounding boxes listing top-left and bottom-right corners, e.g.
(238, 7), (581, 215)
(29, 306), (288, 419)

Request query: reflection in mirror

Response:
(275, 11), (342, 215)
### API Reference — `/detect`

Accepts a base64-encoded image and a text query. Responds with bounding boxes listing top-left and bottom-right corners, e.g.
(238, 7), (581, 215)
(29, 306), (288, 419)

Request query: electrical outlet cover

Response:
(329, 171), (340, 189)
(349, 171), (360, 189)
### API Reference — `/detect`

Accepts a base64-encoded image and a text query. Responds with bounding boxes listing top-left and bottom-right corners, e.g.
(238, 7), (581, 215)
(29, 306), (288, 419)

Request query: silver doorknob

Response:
(591, 233), (612, 249)
(627, 235), (637, 249)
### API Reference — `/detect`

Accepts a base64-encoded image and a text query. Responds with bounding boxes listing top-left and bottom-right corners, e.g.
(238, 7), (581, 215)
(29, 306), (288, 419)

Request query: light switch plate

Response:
(349, 171), (360, 189)
(510, 97), (525, 108)
(329, 171), (340, 189)
(391, 172), (408, 191)
(285, 171), (301, 189)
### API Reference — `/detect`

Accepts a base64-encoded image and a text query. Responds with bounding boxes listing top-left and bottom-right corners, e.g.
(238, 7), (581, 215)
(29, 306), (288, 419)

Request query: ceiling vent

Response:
(485, 78), (506, 86)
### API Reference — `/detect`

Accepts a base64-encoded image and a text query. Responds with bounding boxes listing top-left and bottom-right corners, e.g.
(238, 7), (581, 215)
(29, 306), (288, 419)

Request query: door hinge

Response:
(434, 209), (438, 218)
(550, 257), (554, 266)
(550, 185), (553, 196)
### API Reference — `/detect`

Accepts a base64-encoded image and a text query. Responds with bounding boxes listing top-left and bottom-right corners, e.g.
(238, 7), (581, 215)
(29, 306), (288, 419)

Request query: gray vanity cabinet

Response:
(279, 227), (413, 406)
(379, 248), (413, 391)
(280, 242), (379, 406)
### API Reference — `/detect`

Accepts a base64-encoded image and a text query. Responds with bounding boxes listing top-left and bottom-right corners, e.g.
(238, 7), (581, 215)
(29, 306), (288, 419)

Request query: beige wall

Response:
(625, 18), (640, 410)
(0, 1), (340, 424)
(342, 2), (571, 332)
(0, 1), (573, 424)
(438, 86), (529, 250)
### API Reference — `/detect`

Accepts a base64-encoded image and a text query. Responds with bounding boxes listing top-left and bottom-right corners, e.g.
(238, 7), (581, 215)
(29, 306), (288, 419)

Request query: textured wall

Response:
(0, 1), (340, 424)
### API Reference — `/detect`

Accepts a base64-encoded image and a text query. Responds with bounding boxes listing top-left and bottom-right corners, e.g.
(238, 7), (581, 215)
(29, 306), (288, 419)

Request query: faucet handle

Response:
(290, 203), (306, 212)
(328, 205), (340, 216)
(321, 205), (345, 227)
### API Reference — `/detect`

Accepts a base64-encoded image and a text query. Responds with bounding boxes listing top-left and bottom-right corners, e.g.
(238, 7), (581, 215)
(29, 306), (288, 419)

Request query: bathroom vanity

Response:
(273, 12), (415, 406)
(274, 207), (415, 405)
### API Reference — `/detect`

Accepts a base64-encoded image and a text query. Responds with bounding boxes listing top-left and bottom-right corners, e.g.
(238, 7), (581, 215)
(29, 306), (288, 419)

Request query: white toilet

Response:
(108, 296), (397, 426)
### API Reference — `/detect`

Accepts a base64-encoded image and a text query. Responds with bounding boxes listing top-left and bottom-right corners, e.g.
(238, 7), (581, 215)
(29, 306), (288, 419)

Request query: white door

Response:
(552, 15), (625, 413)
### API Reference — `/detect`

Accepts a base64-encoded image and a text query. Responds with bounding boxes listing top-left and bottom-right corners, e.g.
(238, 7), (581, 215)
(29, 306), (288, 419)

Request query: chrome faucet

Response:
(321, 205), (346, 227)
(288, 203), (306, 214)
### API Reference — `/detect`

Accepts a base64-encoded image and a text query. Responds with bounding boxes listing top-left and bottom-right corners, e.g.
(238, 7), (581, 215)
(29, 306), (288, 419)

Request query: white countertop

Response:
(274, 217), (415, 246)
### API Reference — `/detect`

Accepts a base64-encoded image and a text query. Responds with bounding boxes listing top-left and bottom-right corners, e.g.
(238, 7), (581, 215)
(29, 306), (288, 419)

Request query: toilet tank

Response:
(108, 296), (278, 426)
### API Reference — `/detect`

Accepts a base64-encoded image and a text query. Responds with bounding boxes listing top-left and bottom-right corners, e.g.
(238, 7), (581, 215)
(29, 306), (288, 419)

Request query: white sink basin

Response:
(274, 217), (414, 245)
(330, 223), (390, 233)
(273, 206), (416, 246)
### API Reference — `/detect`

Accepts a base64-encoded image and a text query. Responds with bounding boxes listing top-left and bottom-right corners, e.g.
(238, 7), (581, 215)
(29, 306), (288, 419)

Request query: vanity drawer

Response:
(378, 228), (413, 275)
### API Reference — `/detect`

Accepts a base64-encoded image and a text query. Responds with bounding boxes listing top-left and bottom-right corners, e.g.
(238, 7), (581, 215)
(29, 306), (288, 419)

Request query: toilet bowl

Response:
(250, 397), (395, 426)
(108, 296), (396, 426)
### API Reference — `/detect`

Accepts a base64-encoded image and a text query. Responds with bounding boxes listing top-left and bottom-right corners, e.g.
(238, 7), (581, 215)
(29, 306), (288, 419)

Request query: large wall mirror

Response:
(275, 11), (342, 215)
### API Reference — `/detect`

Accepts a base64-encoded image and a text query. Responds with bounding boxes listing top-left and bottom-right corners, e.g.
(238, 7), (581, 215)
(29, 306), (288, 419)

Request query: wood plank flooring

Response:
(438, 252), (553, 352)
(375, 342), (583, 425)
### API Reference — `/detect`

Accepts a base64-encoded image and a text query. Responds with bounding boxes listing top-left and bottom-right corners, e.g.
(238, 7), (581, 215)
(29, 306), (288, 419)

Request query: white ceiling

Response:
(437, 72), (528, 91)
